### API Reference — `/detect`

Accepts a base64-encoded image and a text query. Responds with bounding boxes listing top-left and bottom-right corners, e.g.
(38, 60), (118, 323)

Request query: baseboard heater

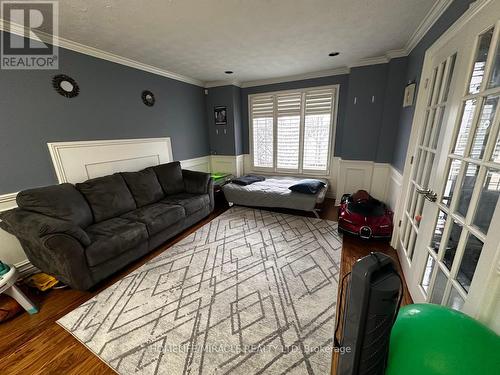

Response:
(334, 252), (402, 375)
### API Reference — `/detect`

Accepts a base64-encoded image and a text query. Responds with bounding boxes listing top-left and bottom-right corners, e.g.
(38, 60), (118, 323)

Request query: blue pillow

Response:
(289, 179), (326, 194)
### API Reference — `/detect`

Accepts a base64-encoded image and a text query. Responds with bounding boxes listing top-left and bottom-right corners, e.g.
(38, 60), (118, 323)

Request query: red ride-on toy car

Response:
(338, 190), (393, 239)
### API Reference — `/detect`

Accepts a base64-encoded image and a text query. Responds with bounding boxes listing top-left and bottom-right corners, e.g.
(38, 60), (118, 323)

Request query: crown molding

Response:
(404, 0), (454, 54)
(349, 56), (389, 68)
(239, 67), (350, 88)
(0, 20), (204, 87)
(386, 48), (408, 59)
(204, 80), (242, 88)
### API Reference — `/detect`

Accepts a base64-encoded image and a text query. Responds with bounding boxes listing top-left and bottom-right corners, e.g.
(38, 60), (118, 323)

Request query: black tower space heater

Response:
(335, 252), (402, 375)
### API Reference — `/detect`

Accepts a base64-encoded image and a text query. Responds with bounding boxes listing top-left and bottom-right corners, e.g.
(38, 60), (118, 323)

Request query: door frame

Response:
(392, 0), (500, 330)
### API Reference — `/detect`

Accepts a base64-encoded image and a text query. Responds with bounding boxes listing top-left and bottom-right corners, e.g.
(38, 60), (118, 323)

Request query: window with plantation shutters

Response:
(250, 85), (337, 174)
(251, 95), (274, 168)
(276, 92), (301, 169)
(303, 88), (334, 171)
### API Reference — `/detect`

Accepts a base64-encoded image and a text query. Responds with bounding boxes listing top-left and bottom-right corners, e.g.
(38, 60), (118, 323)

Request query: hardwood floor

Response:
(0, 199), (411, 375)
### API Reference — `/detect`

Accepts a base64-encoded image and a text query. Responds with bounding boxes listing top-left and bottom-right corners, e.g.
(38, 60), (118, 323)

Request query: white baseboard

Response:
(14, 259), (39, 278)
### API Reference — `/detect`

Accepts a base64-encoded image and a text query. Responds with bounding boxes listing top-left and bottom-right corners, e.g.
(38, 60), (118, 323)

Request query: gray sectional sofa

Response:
(0, 161), (214, 290)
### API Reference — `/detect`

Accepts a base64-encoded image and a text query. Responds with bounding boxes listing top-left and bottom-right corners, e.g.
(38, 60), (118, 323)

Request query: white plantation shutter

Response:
(251, 95), (274, 168)
(276, 92), (301, 169)
(250, 85), (336, 173)
(303, 88), (334, 171)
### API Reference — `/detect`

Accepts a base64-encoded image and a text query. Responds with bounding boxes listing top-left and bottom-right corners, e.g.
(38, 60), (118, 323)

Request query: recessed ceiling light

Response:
(224, 71), (234, 74)
(329, 52), (340, 57)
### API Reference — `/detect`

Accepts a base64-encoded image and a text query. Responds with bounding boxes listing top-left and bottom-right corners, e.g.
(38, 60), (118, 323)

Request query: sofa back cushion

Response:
(121, 168), (164, 207)
(16, 183), (93, 228)
(152, 161), (184, 195)
(76, 174), (136, 222)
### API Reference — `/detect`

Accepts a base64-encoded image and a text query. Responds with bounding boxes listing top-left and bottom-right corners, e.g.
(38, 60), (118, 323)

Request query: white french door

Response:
(397, 0), (500, 327)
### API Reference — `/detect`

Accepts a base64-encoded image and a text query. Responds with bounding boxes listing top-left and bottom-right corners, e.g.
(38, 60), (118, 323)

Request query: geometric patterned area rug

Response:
(58, 207), (342, 375)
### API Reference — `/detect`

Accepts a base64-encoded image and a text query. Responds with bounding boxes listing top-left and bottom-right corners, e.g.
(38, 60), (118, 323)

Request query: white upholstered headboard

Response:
(47, 138), (173, 184)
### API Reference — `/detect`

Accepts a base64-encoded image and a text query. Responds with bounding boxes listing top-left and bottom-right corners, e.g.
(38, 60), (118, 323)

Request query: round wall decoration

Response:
(142, 90), (155, 106)
(52, 74), (79, 98)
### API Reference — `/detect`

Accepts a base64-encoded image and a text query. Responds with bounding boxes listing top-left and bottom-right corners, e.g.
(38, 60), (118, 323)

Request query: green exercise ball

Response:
(385, 304), (500, 375)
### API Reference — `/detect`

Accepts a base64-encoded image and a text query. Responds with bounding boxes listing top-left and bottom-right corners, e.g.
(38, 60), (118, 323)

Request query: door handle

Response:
(424, 190), (437, 202)
(416, 187), (431, 195)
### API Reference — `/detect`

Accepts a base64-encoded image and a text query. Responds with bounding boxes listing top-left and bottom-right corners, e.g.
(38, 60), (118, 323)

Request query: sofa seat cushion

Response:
(85, 218), (148, 267)
(122, 203), (185, 235)
(161, 193), (210, 215)
(76, 174), (137, 223)
(121, 169), (164, 207)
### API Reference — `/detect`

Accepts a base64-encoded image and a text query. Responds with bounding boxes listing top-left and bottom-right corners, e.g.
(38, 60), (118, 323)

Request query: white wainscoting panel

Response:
(370, 164), (391, 202)
(388, 167), (404, 248)
(336, 160), (398, 207)
(0, 193), (38, 276)
(387, 167), (403, 211)
(210, 155), (244, 177)
(48, 138), (173, 183)
(180, 156), (211, 173)
(337, 160), (373, 200)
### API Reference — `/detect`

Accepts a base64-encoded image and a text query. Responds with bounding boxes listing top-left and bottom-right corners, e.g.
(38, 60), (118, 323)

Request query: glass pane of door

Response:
(468, 28), (493, 94)
(473, 169), (500, 233)
(446, 287), (465, 311)
(456, 234), (484, 292)
(488, 29), (500, 88)
(469, 95), (499, 159)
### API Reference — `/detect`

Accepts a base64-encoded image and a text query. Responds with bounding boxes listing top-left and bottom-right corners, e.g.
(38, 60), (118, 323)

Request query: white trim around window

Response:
(248, 84), (339, 176)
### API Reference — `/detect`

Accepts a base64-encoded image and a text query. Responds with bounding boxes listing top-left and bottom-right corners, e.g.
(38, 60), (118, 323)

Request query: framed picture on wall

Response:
(214, 106), (227, 125)
(403, 82), (416, 107)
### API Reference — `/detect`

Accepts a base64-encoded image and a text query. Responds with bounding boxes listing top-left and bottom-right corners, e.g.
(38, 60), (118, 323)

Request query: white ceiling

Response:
(7, 0), (441, 85)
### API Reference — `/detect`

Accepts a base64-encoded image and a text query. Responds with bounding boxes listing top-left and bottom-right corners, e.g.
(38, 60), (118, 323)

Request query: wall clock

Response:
(142, 90), (155, 106)
(52, 74), (79, 98)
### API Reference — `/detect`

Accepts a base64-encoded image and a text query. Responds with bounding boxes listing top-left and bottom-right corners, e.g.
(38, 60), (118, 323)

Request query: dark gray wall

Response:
(232, 86), (243, 155)
(0, 31), (208, 194)
(341, 63), (390, 161)
(205, 85), (243, 155)
(391, 0), (475, 171)
(241, 74), (350, 156)
(377, 57), (409, 162)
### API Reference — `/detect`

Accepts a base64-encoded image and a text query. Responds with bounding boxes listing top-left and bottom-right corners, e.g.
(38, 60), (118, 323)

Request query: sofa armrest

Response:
(0, 208), (91, 247)
(182, 169), (212, 195)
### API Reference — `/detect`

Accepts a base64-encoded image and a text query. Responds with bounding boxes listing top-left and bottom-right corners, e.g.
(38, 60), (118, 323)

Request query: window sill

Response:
(249, 167), (331, 178)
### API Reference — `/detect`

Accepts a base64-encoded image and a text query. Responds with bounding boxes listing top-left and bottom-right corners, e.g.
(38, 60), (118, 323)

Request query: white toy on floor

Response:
(0, 262), (38, 314)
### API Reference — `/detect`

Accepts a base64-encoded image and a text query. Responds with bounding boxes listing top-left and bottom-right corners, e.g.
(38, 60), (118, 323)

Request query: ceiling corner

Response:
(404, 0), (454, 53)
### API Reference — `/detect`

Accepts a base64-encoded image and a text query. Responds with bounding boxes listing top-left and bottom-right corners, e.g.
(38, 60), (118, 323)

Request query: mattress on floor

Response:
(222, 176), (328, 211)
